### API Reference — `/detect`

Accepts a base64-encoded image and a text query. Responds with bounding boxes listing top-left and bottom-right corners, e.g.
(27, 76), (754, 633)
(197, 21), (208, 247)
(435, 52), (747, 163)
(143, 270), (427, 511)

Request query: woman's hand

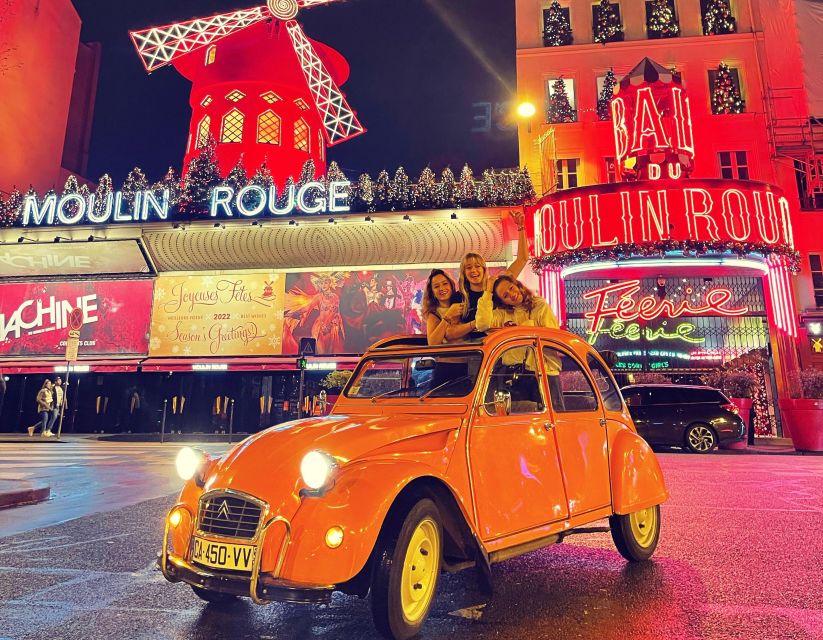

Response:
(444, 303), (464, 323)
(511, 209), (525, 230)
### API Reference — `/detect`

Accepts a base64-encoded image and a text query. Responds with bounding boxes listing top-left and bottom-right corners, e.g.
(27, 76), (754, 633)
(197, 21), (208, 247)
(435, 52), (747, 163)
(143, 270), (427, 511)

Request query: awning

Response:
(0, 359), (142, 374)
(139, 357), (360, 373)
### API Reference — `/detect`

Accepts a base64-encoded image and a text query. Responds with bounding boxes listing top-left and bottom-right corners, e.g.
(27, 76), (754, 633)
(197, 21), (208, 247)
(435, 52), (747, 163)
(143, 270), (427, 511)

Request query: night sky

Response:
(72, 0), (519, 185)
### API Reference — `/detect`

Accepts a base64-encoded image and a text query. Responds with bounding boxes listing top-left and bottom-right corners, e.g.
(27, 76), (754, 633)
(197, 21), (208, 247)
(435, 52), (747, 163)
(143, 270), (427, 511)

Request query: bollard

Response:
(160, 399), (168, 444)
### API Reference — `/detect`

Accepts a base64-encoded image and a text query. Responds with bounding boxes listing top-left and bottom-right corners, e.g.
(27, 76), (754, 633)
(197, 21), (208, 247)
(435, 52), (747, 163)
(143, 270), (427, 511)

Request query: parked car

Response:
(621, 384), (746, 453)
(160, 328), (668, 640)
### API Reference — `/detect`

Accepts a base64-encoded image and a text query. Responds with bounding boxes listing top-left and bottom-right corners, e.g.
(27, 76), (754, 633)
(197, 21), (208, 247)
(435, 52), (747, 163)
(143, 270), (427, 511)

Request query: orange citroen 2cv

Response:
(160, 327), (668, 640)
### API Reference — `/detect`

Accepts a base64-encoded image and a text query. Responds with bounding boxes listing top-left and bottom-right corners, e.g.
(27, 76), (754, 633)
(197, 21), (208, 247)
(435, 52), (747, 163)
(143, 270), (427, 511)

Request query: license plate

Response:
(191, 536), (255, 572)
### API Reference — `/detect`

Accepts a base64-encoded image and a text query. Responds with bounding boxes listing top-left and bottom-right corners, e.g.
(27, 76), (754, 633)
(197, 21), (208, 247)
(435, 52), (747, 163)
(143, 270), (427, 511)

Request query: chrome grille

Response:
(197, 493), (262, 539)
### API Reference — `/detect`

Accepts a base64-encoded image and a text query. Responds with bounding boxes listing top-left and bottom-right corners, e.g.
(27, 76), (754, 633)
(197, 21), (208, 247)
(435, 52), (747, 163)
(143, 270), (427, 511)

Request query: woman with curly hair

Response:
(423, 269), (477, 345)
(475, 273), (558, 331)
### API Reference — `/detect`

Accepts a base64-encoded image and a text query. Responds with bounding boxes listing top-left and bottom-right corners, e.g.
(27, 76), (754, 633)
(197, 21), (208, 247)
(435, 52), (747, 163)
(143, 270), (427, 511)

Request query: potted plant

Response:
(780, 369), (823, 452)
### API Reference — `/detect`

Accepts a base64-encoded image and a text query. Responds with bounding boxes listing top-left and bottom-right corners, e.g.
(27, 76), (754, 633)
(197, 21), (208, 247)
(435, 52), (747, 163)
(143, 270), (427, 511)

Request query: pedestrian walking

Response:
(29, 379), (54, 437)
(47, 376), (65, 436)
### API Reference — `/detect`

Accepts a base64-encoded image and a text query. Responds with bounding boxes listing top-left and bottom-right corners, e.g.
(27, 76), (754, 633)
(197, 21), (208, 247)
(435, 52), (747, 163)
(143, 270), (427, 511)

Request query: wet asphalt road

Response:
(0, 453), (821, 640)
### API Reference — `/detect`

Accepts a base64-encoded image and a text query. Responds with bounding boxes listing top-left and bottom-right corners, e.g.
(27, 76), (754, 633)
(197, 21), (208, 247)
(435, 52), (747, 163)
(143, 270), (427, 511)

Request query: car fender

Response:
(278, 459), (464, 585)
(610, 428), (669, 514)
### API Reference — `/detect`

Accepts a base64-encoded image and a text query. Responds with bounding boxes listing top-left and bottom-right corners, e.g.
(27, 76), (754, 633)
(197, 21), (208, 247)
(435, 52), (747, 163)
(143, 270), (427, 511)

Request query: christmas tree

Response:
(121, 167), (148, 206)
(225, 156), (249, 191)
(353, 173), (375, 211)
(456, 164), (477, 207)
(414, 167), (438, 209)
(478, 169), (498, 206)
(439, 168), (457, 208)
(93, 174), (114, 217)
(277, 177), (296, 209)
(547, 78), (577, 124)
(297, 159), (316, 187)
(60, 175), (82, 220)
(0, 189), (22, 227)
(389, 167), (412, 210)
(515, 168), (536, 203)
(647, 0), (680, 38)
(180, 134), (221, 215)
(250, 161), (274, 190)
(593, 0), (623, 44)
(711, 63), (745, 114)
(702, 0), (736, 35)
(597, 69), (617, 121)
(543, 1), (573, 47)
(325, 161), (349, 208)
(153, 167), (182, 204)
(373, 170), (391, 211)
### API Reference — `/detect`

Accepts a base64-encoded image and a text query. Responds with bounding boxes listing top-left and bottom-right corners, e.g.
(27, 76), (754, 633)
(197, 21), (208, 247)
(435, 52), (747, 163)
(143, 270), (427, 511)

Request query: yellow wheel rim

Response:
(629, 507), (658, 549)
(400, 517), (440, 623)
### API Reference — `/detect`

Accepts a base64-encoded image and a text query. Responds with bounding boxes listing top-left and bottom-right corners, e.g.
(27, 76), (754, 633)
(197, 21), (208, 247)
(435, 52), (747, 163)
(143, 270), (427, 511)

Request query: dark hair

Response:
(423, 269), (461, 318)
(492, 274), (536, 311)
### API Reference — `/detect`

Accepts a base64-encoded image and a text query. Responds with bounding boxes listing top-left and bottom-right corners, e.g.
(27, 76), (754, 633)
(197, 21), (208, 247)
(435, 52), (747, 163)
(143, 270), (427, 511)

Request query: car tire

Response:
(685, 423), (717, 453)
(609, 504), (661, 562)
(370, 498), (443, 640)
(190, 585), (238, 604)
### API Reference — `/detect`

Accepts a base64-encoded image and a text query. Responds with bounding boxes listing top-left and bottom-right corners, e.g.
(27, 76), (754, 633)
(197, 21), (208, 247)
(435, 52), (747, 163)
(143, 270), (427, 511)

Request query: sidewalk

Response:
(0, 480), (50, 510)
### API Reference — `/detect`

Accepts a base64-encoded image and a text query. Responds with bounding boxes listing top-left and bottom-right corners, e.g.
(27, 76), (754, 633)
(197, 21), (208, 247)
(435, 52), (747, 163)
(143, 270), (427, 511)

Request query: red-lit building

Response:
(515, 0), (823, 436)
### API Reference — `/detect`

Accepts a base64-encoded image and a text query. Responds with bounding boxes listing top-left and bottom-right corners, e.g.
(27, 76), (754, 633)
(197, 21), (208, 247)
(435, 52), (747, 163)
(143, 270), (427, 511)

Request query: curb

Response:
(0, 485), (51, 510)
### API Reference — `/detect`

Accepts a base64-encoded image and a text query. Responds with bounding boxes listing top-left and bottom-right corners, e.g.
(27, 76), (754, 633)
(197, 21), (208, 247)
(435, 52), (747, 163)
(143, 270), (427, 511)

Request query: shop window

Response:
(604, 157), (619, 183)
(294, 118), (310, 152)
(719, 151), (749, 180)
(794, 155), (823, 210)
(196, 115), (211, 149)
(810, 255), (823, 308)
(546, 78), (577, 124)
(294, 98), (310, 111)
(257, 110), (281, 145)
(221, 109), (245, 143)
(645, 0), (680, 39)
(225, 90), (246, 103)
(556, 158), (579, 190)
(318, 131), (324, 161)
(260, 91), (281, 104)
(200, 95), (213, 107)
(205, 45), (216, 66)
(709, 65), (745, 114)
(592, 2), (624, 43)
(542, 5), (573, 47)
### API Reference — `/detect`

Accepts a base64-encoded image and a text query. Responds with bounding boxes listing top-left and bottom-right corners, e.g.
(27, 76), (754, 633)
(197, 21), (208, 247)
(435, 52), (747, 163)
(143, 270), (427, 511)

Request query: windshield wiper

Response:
(419, 375), (473, 401)
(371, 386), (417, 402)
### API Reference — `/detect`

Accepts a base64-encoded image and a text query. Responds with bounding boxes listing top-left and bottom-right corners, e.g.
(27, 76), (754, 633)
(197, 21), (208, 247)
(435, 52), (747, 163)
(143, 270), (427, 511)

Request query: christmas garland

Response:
(530, 240), (801, 273)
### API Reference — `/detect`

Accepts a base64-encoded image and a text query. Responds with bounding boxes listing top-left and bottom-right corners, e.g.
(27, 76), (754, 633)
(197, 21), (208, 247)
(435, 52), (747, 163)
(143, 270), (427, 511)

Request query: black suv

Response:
(621, 384), (746, 453)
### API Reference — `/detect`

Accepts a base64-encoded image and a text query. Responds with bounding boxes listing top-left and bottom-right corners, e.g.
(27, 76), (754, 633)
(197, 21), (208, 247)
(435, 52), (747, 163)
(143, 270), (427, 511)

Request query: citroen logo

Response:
(216, 500), (231, 520)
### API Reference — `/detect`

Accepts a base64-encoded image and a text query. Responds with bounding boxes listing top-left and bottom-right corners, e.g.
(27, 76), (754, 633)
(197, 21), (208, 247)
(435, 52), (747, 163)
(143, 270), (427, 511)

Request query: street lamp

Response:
(516, 101), (537, 133)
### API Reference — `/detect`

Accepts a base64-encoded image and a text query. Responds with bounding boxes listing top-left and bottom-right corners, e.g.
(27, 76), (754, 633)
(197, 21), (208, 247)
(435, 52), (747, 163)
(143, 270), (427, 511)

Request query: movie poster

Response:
(284, 269), (467, 355)
(150, 273), (286, 357)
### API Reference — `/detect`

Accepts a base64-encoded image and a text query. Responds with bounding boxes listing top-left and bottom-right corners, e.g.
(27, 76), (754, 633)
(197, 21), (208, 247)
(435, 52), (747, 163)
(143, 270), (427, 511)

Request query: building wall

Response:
(0, 0), (81, 195)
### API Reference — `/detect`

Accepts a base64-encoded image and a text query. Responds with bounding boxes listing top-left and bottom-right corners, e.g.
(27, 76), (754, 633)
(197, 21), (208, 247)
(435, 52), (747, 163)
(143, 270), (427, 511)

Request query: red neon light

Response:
(612, 97), (629, 164)
(671, 87), (694, 156)
(582, 279), (750, 334)
(630, 88), (670, 154)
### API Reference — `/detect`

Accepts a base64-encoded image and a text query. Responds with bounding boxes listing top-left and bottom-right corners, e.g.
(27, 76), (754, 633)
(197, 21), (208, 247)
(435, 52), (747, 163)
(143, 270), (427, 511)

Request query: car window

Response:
(484, 345), (545, 415)
(646, 387), (682, 405)
(346, 352), (483, 399)
(693, 388), (727, 404)
(543, 347), (598, 413)
(624, 391), (642, 407)
(587, 355), (623, 412)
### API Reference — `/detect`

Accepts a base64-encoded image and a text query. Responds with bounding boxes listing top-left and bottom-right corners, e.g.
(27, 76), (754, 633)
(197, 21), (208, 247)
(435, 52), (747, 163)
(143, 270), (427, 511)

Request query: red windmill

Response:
(130, 0), (366, 186)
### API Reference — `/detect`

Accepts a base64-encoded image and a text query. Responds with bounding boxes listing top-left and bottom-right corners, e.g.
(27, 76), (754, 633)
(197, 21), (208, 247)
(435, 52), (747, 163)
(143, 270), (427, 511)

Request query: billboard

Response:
(0, 240), (150, 278)
(149, 273), (286, 357)
(0, 280), (153, 357)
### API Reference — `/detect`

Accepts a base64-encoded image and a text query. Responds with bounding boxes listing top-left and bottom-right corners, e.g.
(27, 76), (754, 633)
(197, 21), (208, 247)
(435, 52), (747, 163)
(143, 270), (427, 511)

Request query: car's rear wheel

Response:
(371, 498), (442, 640)
(610, 504), (661, 562)
(685, 423), (717, 453)
(191, 585), (238, 604)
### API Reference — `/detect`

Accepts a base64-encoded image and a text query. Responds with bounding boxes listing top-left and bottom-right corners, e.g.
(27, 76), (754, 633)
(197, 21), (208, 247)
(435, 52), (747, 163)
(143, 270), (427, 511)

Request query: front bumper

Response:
(159, 504), (334, 605)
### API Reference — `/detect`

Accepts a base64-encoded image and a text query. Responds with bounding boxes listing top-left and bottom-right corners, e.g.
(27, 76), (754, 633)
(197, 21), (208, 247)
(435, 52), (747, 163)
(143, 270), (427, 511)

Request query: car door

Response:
(542, 344), (611, 517)
(468, 341), (569, 541)
(646, 387), (682, 444)
(623, 389), (653, 441)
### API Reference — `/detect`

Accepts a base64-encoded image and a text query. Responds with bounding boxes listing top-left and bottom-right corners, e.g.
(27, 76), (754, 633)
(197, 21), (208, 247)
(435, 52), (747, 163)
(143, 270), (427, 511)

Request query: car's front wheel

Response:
(190, 585), (238, 604)
(370, 498), (443, 640)
(610, 504), (661, 562)
(685, 423), (717, 453)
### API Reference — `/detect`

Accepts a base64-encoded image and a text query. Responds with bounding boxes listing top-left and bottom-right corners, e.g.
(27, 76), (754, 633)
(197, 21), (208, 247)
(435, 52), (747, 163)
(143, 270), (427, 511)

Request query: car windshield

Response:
(345, 351), (484, 400)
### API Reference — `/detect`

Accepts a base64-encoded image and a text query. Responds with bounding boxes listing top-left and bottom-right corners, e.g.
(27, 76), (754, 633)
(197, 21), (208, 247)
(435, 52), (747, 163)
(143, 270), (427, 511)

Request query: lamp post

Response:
(516, 101), (537, 133)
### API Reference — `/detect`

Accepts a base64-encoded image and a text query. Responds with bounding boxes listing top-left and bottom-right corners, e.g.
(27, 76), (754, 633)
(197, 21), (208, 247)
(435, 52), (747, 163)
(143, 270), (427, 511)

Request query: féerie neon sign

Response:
(587, 319), (705, 346)
(583, 279), (749, 335)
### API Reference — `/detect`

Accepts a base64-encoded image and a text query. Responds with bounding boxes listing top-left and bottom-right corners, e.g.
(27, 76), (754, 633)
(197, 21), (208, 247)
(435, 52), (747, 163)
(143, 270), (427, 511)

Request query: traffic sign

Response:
(65, 329), (80, 362)
(299, 337), (317, 356)
(69, 307), (84, 331)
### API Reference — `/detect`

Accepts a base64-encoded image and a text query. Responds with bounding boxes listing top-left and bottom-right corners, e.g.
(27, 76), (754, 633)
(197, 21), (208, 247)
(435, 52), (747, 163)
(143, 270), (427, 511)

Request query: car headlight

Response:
(300, 450), (337, 491)
(175, 447), (205, 481)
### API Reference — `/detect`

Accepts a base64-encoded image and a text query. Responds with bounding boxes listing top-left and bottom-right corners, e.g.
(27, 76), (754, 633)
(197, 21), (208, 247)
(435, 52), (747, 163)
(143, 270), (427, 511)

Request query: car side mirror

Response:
(491, 390), (511, 416)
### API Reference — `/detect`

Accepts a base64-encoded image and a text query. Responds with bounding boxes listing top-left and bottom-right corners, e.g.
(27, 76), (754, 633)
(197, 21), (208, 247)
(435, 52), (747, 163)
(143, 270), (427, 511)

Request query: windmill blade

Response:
(285, 21), (366, 146)
(297, 0), (344, 7)
(130, 6), (268, 72)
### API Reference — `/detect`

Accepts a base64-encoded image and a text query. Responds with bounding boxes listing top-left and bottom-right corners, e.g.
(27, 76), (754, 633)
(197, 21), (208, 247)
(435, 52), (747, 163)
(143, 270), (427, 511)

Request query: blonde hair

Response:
(458, 253), (488, 319)
(492, 274), (536, 312)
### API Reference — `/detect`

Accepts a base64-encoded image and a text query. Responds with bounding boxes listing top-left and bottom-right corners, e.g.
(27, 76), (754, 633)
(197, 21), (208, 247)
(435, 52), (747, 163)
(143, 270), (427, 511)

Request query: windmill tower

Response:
(130, 0), (365, 186)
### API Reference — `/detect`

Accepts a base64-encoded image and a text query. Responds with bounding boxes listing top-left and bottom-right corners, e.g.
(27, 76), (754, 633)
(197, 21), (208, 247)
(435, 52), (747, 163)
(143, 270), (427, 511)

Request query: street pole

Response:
(228, 399), (235, 444)
(57, 364), (70, 440)
(160, 399), (168, 444)
(297, 368), (305, 419)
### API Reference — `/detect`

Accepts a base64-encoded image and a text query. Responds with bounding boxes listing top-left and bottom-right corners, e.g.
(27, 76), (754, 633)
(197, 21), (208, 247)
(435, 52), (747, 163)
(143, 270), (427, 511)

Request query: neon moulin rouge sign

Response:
(583, 279), (750, 345)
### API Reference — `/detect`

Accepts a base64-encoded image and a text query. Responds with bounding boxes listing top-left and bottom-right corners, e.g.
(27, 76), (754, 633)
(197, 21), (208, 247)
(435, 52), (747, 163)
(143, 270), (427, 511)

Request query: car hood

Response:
(201, 413), (461, 515)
